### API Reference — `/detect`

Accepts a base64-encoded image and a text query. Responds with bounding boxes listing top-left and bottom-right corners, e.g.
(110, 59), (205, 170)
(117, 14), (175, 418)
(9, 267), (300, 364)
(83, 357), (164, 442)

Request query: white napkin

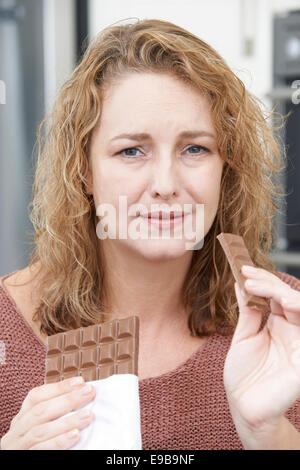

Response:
(60, 374), (142, 450)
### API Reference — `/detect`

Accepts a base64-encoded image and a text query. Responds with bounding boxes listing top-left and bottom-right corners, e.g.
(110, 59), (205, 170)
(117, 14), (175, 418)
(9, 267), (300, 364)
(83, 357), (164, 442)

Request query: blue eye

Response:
(116, 145), (210, 160)
(117, 147), (142, 159)
(185, 145), (209, 156)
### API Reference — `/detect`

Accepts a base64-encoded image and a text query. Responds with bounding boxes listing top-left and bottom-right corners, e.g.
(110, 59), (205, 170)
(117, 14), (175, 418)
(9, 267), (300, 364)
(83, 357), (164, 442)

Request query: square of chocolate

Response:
(44, 316), (139, 384)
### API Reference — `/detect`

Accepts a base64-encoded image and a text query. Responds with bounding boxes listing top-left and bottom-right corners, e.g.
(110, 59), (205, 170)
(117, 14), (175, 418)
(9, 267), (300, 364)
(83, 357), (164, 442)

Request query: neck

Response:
(99, 240), (194, 339)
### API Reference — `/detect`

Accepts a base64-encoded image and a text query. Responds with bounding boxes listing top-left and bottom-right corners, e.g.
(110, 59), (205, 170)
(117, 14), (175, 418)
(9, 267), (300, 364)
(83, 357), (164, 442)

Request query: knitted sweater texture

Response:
(0, 270), (300, 449)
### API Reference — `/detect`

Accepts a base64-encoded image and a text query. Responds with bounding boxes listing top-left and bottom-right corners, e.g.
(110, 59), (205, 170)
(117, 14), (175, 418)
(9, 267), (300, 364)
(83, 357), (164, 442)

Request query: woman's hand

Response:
(0, 376), (95, 450)
(224, 266), (300, 447)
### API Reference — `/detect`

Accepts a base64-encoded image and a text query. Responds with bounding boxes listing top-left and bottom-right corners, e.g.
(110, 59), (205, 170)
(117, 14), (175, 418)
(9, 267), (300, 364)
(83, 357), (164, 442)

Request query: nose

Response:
(149, 156), (179, 200)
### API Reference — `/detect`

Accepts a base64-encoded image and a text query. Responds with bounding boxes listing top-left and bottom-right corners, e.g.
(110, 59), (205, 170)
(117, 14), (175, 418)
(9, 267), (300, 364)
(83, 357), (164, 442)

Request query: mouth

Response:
(141, 211), (185, 220)
(138, 211), (188, 230)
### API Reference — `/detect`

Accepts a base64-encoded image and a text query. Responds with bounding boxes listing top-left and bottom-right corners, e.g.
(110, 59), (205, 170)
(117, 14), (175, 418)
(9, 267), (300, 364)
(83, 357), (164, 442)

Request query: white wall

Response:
(88, 0), (300, 109)
(273, 0), (300, 12)
(43, 0), (76, 115)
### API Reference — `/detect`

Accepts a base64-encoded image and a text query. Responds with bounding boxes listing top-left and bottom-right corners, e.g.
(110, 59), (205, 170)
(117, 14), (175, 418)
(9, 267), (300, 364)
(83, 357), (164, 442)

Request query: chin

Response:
(129, 238), (192, 260)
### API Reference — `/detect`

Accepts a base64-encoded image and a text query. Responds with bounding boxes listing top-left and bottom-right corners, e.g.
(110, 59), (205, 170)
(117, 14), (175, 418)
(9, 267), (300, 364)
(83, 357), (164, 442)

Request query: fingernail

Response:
(78, 408), (92, 419)
(67, 429), (79, 439)
(81, 384), (93, 395)
(70, 376), (84, 388)
(242, 265), (257, 273)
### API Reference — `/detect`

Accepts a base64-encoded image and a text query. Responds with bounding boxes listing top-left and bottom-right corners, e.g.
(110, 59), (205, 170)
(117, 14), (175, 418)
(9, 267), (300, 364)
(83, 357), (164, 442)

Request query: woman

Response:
(1, 18), (300, 450)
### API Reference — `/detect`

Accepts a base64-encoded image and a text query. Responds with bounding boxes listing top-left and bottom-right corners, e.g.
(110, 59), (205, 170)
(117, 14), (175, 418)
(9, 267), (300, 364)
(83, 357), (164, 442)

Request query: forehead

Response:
(98, 72), (214, 133)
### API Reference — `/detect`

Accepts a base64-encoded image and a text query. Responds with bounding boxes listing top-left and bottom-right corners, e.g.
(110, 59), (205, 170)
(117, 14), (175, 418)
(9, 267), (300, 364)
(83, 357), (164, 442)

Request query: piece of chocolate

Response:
(44, 316), (139, 384)
(217, 232), (270, 312)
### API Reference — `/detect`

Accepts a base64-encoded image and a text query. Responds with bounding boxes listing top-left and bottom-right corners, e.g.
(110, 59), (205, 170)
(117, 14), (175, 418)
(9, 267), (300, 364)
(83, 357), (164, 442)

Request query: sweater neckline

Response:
(138, 333), (215, 384)
(0, 270), (216, 384)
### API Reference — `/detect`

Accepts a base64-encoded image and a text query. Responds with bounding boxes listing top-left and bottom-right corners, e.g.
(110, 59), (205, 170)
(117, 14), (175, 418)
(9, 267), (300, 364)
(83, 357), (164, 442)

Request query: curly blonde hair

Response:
(19, 18), (287, 337)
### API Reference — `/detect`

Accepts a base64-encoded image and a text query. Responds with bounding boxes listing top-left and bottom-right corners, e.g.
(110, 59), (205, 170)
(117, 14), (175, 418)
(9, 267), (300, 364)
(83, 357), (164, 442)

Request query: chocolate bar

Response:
(44, 316), (139, 384)
(217, 232), (270, 311)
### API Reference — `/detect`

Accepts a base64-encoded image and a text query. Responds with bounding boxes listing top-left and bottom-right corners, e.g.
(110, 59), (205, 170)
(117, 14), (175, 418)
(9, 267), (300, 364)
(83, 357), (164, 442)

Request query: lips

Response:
(141, 211), (184, 219)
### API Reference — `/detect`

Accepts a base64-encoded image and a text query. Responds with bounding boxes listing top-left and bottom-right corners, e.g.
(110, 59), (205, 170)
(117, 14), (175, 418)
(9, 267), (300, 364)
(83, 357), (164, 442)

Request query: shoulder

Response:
(2, 262), (39, 291)
(0, 262), (49, 346)
(0, 262), (42, 316)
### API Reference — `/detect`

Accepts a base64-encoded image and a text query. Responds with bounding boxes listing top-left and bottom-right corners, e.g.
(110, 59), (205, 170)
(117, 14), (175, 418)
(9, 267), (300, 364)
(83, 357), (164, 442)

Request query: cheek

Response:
(188, 163), (223, 235)
(187, 163), (223, 205)
(92, 161), (146, 208)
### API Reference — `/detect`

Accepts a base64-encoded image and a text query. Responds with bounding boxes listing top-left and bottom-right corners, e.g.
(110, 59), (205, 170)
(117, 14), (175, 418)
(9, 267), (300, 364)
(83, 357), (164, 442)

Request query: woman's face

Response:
(87, 72), (224, 260)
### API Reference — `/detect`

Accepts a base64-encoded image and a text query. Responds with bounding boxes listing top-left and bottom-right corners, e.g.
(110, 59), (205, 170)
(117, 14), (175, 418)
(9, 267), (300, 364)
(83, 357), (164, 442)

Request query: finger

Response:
(244, 278), (300, 307)
(244, 278), (300, 325)
(17, 377), (86, 422)
(280, 298), (300, 310)
(12, 383), (95, 440)
(241, 265), (300, 304)
(241, 265), (286, 283)
(280, 297), (300, 326)
(231, 282), (263, 345)
(29, 428), (81, 450)
(23, 408), (94, 450)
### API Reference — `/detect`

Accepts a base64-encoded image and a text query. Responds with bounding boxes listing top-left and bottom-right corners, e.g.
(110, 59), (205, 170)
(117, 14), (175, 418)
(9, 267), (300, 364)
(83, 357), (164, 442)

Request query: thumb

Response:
(232, 281), (263, 345)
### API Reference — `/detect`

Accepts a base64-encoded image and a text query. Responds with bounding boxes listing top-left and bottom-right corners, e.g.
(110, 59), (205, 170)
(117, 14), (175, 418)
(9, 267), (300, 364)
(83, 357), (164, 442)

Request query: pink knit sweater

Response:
(1, 269), (300, 450)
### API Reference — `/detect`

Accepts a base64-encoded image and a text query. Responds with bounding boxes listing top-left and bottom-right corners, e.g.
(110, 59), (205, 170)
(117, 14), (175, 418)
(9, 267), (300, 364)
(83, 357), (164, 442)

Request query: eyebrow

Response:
(109, 130), (216, 142)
